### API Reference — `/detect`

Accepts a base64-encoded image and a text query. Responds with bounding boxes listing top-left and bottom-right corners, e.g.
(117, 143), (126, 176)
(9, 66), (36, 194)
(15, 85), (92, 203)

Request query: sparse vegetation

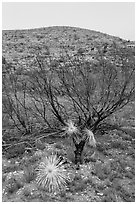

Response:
(2, 26), (135, 202)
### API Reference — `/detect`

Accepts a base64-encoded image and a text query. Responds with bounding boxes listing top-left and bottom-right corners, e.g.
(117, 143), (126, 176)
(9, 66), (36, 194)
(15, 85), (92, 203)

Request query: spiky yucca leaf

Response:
(36, 154), (73, 193)
(84, 129), (96, 147)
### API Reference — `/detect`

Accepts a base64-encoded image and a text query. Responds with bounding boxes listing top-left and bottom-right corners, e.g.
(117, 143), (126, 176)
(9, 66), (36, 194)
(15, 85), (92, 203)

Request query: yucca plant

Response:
(36, 154), (73, 193)
(62, 120), (96, 166)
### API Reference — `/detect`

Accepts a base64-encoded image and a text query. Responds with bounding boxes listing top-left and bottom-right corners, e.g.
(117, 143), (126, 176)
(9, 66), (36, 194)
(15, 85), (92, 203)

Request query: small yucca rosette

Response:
(63, 120), (79, 135)
(36, 154), (73, 193)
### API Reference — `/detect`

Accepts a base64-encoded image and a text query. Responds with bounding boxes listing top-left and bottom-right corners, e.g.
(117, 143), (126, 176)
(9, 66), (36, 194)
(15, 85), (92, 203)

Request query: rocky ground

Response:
(2, 129), (135, 202)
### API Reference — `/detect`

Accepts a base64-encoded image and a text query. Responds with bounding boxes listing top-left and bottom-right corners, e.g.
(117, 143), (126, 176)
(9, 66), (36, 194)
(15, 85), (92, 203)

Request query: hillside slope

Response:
(2, 26), (135, 67)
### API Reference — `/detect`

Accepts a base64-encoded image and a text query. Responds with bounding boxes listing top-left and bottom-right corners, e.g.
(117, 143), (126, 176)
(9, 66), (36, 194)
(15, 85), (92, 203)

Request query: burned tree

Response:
(28, 44), (134, 164)
(3, 65), (34, 134)
(3, 42), (134, 163)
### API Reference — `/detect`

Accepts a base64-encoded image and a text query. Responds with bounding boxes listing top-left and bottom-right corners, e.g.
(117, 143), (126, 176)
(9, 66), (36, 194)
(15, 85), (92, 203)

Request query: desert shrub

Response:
(24, 166), (36, 183)
(28, 45), (134, 132)
(2, 42), (134, 164)
(3, 72), (34, 134)
(68, 178), (87, 193)
(3, 171), (26, 196)
(16, 183), (39, 200)
(110, 140), (127, 150)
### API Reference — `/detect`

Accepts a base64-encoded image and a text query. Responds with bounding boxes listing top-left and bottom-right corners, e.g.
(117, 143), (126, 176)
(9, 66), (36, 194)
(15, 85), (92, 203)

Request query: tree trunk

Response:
(73, 140), (86, 166)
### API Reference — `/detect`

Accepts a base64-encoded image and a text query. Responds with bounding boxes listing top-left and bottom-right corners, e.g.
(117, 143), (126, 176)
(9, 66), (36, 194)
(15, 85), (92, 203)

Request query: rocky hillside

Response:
(2, 26), (135, 68)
